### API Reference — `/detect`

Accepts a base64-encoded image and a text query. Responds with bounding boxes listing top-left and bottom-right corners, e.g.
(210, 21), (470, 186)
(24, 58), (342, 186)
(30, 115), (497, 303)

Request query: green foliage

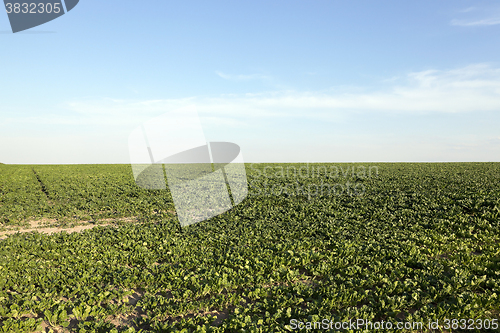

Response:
(0, 164), (175, 226)
(0, 318), (43, 333)
(44, 308), (69, 327)
(0, 165), (50, 227)
(0, 163), (499, 332)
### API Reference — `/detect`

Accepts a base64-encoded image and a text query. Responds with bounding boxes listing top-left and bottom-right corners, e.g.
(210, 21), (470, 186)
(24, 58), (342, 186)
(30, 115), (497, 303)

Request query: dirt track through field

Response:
(0, 217), (138, 240)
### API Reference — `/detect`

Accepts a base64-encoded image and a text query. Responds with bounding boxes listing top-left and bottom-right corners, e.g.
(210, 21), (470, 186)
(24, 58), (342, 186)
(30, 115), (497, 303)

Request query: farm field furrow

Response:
(0, 165), (175, 230)
(0, 163), (499, 332)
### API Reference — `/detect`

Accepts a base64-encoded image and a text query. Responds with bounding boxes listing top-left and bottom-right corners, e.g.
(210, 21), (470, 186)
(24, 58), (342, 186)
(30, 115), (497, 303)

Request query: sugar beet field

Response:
(0, 163), (499, 333)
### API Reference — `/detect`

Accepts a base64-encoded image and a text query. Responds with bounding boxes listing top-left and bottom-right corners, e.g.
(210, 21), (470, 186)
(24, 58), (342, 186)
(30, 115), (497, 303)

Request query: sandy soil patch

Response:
(0, 217), (139, 241)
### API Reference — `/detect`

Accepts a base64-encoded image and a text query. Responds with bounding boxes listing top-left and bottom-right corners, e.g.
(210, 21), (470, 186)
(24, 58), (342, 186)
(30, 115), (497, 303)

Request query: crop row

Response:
(0, 163), (499, 332)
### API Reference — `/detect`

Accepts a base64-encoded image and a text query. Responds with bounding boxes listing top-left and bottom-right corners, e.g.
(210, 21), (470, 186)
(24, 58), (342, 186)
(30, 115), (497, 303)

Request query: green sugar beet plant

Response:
(0, 162), (499, 332)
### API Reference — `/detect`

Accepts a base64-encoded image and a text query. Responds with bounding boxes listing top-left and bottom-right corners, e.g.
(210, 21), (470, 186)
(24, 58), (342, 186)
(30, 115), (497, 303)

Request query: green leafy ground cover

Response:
(0, 163), (499, 332)
(0, 165), (174, 229)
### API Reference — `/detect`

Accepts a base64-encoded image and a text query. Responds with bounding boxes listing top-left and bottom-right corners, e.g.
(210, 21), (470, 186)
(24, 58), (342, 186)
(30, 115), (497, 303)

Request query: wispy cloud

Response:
(5, 63), (500, 128)
(451, 17), (500, 26)
(3, 64), (500, 163)
(215, 71), (271, 81)
(207, 63), (500, 117)
(451, 6), (500, 26)
(459, 7), (477, 13)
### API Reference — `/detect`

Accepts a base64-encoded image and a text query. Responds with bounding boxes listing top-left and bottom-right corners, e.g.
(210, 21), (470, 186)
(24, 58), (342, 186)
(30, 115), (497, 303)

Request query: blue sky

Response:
(1, 0), (499, 163)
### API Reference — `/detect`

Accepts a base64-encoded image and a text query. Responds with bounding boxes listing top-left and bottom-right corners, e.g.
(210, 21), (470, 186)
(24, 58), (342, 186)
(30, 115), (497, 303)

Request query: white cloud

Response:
(4, 63), (500, 128)
(206, 63), (500, 116)
(459, 7), (477, 13)
(451, 5), (500, 26)
(451, 17), (500, 26)
(3, 63), (500, 163)
(215, 71), (271, 81)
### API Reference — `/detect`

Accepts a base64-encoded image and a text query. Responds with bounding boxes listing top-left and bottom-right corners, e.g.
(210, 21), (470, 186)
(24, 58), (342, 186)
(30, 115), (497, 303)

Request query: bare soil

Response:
(0, 217), (139, 240)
